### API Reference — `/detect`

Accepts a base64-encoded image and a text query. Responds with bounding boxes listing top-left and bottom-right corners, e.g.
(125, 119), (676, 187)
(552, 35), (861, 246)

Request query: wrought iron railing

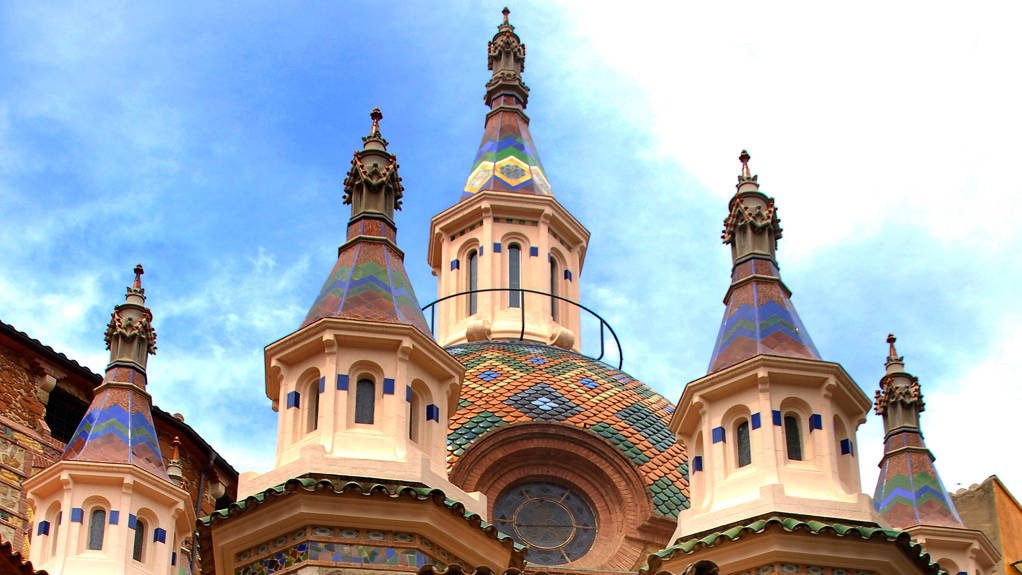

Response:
(421, 288), (624, 370)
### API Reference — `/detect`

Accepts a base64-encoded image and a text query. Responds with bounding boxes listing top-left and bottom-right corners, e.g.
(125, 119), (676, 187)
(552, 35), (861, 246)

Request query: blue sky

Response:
(2, 2), (1020, 501)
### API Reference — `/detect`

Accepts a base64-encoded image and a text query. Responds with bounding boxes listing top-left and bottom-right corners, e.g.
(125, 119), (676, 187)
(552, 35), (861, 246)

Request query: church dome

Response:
(445, 341), (689, 519)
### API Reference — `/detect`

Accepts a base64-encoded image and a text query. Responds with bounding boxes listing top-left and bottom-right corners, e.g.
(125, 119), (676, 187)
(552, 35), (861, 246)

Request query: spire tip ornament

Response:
(369, 107), (382, 137)
(502, 6), (510, 25)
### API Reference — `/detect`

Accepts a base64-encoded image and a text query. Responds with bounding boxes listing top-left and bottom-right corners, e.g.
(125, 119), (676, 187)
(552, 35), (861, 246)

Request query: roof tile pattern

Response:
(302, 237), (430, 334)
(446, 342), (689, 517)
(708, 258), (820, 373)
(644, 515), (941, 575)
(61, 366), (167, 479)
(873, 427), (963, 528)
(462, 107), (552, 198)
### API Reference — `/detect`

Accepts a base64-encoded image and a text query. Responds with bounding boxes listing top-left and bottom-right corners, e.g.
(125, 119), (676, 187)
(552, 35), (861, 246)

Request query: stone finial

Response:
(739, 150), (751, 179)
(106, 266), (158, 369)
(369, 107), (382, 138)
(502, 6), (510, 25)
(884, 332), (905, 374)
(132, 264), (144, 289)
(486, 6), (529, 108)
(167, 435), (184, 485)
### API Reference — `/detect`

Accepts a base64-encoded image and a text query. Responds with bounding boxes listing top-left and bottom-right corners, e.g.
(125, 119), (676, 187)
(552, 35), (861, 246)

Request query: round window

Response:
(492, 482), (597, 565)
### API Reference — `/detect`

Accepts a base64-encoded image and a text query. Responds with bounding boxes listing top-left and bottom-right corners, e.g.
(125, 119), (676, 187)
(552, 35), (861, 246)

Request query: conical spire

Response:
(707, 151), (820, 373)
(302, 109), (429, 333)
(462, 8), (553, 198)
(873, 334), (964, 528)
(61, 265), (167, 478)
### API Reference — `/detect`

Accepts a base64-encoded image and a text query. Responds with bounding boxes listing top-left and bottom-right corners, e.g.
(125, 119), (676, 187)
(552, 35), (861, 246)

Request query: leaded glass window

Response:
(355, 379), (375, 424)
(784, 415), (803, 461)
(736, 420), (751, 467)
(508, 244), (521, 308)
(493, 482), (597, 565)
(87, 509), (105, 550)
(132, 518), (146, 561)
(468, 250), (478, 315)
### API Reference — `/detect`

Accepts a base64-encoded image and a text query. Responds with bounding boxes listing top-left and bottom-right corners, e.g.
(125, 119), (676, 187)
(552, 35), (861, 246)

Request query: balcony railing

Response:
(421, 288), (624, 370)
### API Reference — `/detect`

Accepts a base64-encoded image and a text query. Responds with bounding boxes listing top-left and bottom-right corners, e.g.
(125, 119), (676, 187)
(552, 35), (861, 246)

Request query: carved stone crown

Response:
(721, 196), (783, 245)
(874, 373), (924, 415)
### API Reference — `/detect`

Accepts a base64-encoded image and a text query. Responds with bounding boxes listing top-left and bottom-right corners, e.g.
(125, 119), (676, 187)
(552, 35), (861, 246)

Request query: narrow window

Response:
(784, 415), (803, 461)
(736, 420), (751, 467)
(508, 243), (521, 308)
(355, 379), (375, 424)
(306, 385), (319, 432)
(549, 257), (559, 320)
(409, 391), (422, 442)
(467, 249), (478, 315)
(87, 509), (105, 550)
(132, 518), (147, 562)
(49, 511), (60, 558)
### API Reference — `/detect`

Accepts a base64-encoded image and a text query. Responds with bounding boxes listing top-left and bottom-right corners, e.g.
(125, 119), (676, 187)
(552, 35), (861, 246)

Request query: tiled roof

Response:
(0, 320), (101, 384)
(446, 342), (689, 518)
(0, 540), (43, 575)
(462, 109), (553, 198)
(644, 516), (941, 575)
(707, 258), (820, 373)
(302, 235), (430, 334)
(201, 477), (520, 545)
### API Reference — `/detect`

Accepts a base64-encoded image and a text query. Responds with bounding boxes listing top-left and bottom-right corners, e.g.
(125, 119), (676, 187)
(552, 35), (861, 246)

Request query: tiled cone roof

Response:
(707, 258), (821, 372)
(461, 9), (552, 199)
(62, 269), (168, 479)
(446, 342), (689, 517)
(62, 366), (167, 479)
(462, 108), (553, 198)
(873, 343), (964, 528)
(301, 221), (430, 334)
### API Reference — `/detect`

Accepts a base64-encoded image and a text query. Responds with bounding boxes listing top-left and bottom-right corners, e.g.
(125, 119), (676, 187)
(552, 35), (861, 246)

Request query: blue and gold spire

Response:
(462, 8), (553, 198)
(707, 151), (820, 373)
(61, 265), (167, 479)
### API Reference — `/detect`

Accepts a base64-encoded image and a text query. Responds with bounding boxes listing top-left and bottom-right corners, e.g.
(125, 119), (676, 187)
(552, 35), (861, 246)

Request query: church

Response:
(0, 9), (1019, 575)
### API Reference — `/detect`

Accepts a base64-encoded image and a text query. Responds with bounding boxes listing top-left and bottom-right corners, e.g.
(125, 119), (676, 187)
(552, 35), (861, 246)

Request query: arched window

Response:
(409, 389), (422, 442)
(306, 385), (319, 433)
(736, 420), (751, 467)
(508, 243), (521, 308)
(87, 509), (105, 550)
(467, 249), (478, 315)
(132, 518), (147, 562)
(46, 505), (60, 559)
(784, 415), (803, 461)
(549, 256), (559, 320)
(355, 379), (375, 424)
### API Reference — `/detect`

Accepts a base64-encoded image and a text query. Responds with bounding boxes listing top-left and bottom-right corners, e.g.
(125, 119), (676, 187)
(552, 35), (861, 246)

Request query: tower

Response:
(644, 153), (947, 574)
(23, 266), (195, 575)
(427, 8), (590, 351)
(873, 335), (999, 574)
(206, 110), (521, 575)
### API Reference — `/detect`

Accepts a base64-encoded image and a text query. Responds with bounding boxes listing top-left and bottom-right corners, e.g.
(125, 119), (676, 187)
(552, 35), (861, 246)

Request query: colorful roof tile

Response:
(873, 335), (964, 529)
(61, 266), (168, 479)
(643, 515), (941, 575)
(197, 476), (526, 574)
(446, 342), (689, 518)
(708, 152), (820, 373)
(462, 9), (553, 198)
(302, 110), (430, 334)
(0, 540), (43, 575)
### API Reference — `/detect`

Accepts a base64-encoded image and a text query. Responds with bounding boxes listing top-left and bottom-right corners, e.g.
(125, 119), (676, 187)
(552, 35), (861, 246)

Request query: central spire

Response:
(462, 8), (552, 198)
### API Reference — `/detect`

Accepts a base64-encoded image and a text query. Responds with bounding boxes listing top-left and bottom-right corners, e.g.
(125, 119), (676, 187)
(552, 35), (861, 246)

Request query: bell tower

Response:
(239, 109), (484, 515)
(24, 267), (195, 575)
(670, 152), (876, 539)
(427, 8), (590, 351)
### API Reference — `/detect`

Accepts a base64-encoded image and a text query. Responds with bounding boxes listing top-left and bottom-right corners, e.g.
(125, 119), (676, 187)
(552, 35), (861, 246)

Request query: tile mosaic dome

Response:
(445, 341), (689, 517)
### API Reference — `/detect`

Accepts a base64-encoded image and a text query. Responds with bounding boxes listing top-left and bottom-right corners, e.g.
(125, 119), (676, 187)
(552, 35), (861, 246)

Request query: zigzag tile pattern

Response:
(873, 430), (963, 528)
(446, 341), (689, 517)
(708, 259), (820, 372)
(62, 372), (167, 479)
(303, 239), (430, 334)
(462, 109), (552, 197)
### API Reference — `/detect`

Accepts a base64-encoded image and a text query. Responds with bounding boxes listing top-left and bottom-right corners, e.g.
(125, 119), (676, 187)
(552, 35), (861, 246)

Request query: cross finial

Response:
(369, 107), (383, 137)
(133, 264), (144, 289)
(739, 149), (751, 179)
(887, 333), (898, 359)
(502, 7), (510, 25)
